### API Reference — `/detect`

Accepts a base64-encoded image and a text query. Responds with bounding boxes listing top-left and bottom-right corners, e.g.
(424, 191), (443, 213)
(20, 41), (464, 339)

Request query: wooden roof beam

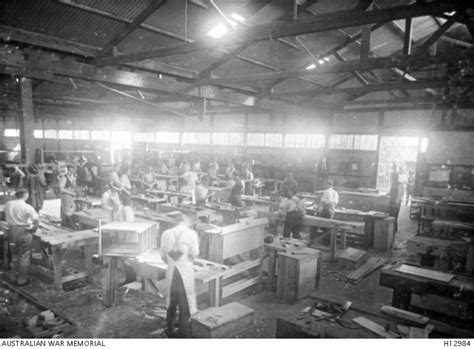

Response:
(198, 52), (464, 85)
(273, 79), (450, 98)
(0, 45), (311, 114)
(98, 0), (167, 57)
(96, 2), (460, 65)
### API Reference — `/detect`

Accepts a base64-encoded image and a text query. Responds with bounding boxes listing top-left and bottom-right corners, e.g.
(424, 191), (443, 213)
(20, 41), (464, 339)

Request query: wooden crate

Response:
(100, 221), (159, 257)
(204, 218), (267, 264)
(277, 247), (320, 303)
(373, 217), (394, 252)
(191, 302), (254, 338)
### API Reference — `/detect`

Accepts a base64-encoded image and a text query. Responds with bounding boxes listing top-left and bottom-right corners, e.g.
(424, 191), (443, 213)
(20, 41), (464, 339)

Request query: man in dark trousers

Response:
(4, 188), (40, 286)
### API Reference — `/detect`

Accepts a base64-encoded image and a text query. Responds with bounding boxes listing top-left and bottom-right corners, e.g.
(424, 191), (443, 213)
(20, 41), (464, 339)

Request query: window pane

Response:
(44, 129), (58, 139)
(307, 134), (325, 149)
(58, 130), (73, 139)
(134, 132), (154, 143)
(4, 129), (19, 137)
(91, 130), (109, 141)
(354, 135), (361, 149)
(246, 133), (264, 147)
(74, 130), (90, 140)
(420, 137), (429, 153)
(183, 132), (211, 145)
(111, 131), (132, 149)
(228, 133), (244, 146)
(264, 134), (282, 147)
(156, 132), (180, 144)
(212, 133), (229, 145)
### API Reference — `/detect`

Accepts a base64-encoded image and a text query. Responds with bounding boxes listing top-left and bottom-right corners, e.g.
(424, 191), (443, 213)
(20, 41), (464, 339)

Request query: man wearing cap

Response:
(4, 188), (40, 286)
(160, 214), (199, 338)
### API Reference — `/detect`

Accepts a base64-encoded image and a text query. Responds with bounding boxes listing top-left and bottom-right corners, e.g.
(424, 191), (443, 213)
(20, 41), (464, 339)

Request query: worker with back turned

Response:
(4, 188), (40, 286)
(160, 213), (199, 338)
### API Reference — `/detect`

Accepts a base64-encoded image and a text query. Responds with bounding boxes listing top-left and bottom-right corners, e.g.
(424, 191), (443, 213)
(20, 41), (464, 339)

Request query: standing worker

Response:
(101, 182), (123, 221)
(280, 187), (305, 239)
(160, 214), (199, 338)
(59, 165), (77, 229)
(24, 164), (47, 213)
(315, 179), (339, 219)
(4, 188), (40, 286)
(387, 163), (402, 234)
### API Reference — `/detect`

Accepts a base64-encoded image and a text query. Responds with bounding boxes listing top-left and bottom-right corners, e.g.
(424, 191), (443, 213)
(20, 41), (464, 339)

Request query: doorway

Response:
(377, 136), (420, 194)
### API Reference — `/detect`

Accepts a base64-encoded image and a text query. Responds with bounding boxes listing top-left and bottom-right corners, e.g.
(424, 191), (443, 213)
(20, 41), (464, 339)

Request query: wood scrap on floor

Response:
(352, 316), (398, 338)
(346, 256), (387, 284)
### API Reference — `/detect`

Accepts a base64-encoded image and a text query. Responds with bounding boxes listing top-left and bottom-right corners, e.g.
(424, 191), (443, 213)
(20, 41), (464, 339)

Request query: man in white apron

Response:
(160, 214), (199, 338)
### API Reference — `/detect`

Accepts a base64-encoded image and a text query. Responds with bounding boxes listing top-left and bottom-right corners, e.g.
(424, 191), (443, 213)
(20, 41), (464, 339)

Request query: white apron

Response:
(161, 224), (199, 315)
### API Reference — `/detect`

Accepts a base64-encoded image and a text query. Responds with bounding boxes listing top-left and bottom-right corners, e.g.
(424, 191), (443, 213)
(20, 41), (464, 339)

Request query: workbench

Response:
(146, 189), (192, 203)
(74, 196), (102, 211)
(157, 203), (213, 222)
(72, 207), (111, 228)
(275, 298), (381, 338)
(417, 198), (474, 235)
(379, 264), (474, 325)
(129, 249), (227, 308)
(198, 218), (268, 300)
(72, 207), (156, 228)
(131, 195), (167, 210)
(337, 191), (390, 213)
(33, 222), (97, 288)
(407, 235), (470, 273)
(306, 207), (389, 250)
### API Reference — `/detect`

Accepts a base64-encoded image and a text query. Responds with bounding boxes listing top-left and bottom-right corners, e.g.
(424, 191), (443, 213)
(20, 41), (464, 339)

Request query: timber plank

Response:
(346, 256), (387, 284)
(352, 316), (397, 338)
(397, 264), (454, 282)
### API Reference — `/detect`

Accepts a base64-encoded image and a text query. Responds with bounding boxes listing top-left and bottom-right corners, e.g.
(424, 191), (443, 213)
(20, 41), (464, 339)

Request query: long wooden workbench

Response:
(379, 263), (474, 327)
(34, 222), (97, 288)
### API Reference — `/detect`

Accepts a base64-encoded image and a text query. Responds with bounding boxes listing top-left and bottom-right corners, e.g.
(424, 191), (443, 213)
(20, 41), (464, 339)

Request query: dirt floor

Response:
(1, 205), (426, 338)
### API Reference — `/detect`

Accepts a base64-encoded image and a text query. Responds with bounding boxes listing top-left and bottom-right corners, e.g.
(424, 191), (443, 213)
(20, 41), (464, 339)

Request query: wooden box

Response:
(191, 302), (255, 338)
(373, 217), (394, 252)
(277, 247), (320, 303)
(337, 247), (367, 269)
(100, 221), (159, 257)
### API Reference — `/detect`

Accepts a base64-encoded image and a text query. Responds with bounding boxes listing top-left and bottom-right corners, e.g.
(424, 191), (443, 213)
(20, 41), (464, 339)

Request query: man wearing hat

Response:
(4, 188), (40, 286)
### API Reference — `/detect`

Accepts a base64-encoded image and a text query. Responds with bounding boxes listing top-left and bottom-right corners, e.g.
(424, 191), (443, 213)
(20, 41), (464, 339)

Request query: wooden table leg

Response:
(208, 277), (222, 307)
(392, 288), (412, 310)
(102, 256), (116, 307)
(340, 230), (347, 250)
(329, 226), (337, 261)
(267, 250), (276, 291)
(51, 247), (63, 288)
(83, 245), (93, 282)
